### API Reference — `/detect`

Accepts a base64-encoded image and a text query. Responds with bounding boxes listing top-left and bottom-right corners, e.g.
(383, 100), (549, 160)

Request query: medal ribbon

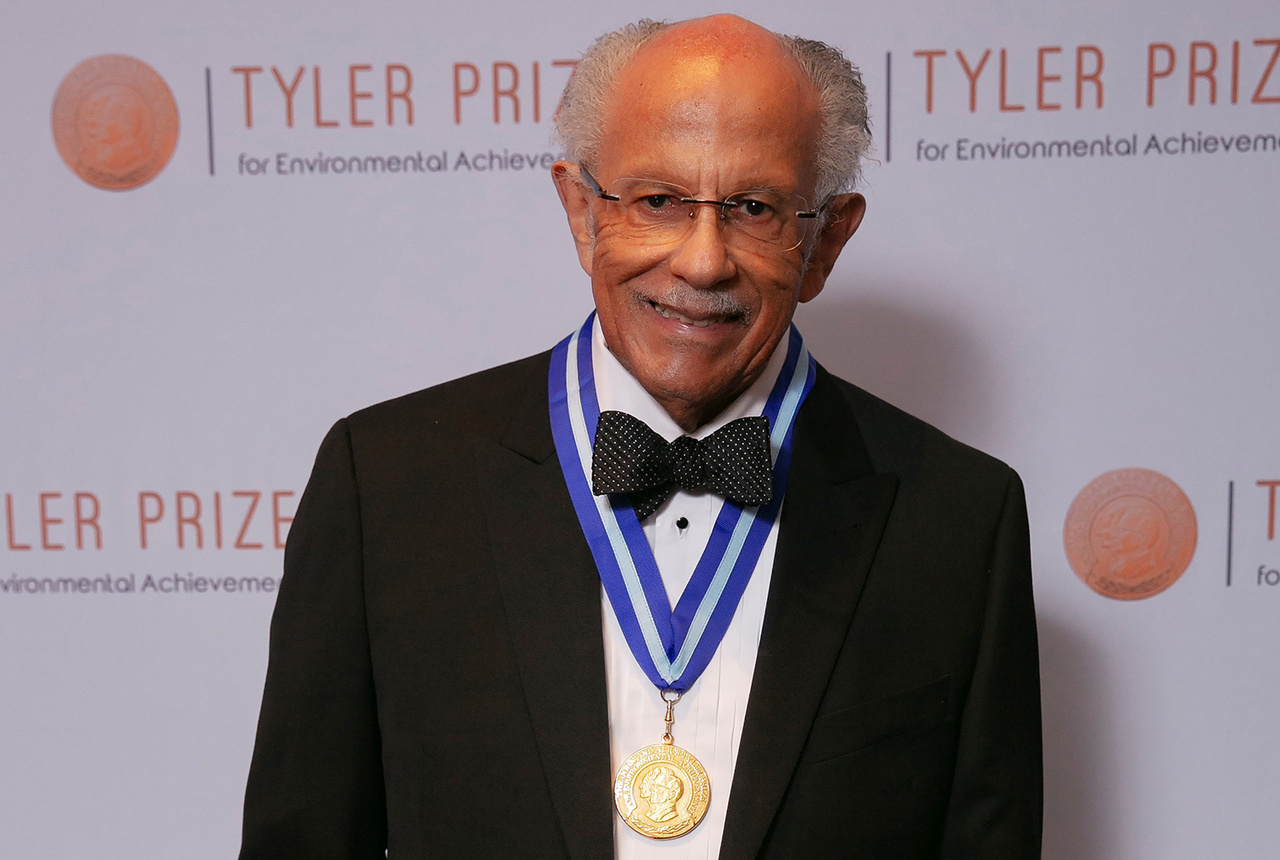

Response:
(548, 313), (815, 691)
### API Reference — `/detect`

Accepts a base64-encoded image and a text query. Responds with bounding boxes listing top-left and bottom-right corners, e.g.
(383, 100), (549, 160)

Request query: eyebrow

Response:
(726, 184), (792, 198)
(615, 176), (794, 198)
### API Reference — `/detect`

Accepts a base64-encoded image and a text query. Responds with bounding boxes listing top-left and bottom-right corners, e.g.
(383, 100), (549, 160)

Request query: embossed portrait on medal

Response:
(638, 764), (684, 823)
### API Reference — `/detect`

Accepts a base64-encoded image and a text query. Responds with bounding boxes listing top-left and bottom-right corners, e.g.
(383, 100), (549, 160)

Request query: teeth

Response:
(653, 302), (716, 327)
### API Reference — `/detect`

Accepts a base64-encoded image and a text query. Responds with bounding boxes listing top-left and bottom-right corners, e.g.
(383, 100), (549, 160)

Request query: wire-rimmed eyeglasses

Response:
(578, 164), (823, 252)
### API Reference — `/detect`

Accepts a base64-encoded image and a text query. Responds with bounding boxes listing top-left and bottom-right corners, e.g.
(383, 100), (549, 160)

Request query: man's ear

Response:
(552, 161), (595, 276)
(798, 193), (866, 303)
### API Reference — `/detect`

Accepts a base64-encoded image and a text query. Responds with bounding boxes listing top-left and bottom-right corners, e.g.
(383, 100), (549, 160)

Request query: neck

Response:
(655, 390), (740, 434)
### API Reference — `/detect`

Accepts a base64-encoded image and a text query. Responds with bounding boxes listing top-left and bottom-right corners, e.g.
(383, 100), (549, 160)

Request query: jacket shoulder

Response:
(344, 350), (551, 440)
(820, 369), (1019, 491)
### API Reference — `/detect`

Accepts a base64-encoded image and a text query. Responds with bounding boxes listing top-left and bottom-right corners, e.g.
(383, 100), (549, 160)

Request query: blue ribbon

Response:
(549, 313), (815, 692)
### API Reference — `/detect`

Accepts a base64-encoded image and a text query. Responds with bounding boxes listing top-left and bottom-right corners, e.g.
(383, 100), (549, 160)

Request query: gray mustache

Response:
(645, 283), (751, 320)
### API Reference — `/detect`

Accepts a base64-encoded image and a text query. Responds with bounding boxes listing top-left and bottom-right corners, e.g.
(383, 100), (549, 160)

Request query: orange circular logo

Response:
(51, 55), (179, 191)
(1064, 468), (1197, 600)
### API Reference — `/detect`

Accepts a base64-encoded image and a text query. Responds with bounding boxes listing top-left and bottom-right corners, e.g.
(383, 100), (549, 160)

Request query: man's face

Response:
(554, 17), (864, 430)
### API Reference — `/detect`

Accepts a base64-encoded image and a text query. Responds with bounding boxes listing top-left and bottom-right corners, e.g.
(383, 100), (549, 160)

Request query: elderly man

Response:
(240, 14), (1041, 860)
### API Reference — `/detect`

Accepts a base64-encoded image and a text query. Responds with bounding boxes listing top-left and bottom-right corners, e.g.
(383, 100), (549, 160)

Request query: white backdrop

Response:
(3, 1), (1279, 857)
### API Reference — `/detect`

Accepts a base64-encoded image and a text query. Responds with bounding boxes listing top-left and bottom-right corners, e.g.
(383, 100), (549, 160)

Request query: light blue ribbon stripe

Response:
(563, 326), (675, 679)
(772, 347), (811, 454)
(669, 346), (811, 677)
(670, 508), (754, 676)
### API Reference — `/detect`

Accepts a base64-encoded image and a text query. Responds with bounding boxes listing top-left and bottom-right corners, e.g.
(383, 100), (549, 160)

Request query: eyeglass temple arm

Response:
(577, 164), (620, 202)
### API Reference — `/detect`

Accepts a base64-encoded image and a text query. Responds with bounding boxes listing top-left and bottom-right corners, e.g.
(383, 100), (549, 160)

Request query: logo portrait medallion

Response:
(1064, 467), (1198, 600)
(52, 55), (179, 190)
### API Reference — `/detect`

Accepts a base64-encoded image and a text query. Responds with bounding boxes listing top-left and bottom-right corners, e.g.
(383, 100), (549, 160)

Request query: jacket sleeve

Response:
(239, 419), (388, 859)
(939, 469), (1043, 858)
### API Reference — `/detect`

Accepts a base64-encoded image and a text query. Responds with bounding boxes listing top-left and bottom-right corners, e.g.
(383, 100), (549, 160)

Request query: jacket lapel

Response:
(475, 360), (615, 860)
(719, 367), (899, 859)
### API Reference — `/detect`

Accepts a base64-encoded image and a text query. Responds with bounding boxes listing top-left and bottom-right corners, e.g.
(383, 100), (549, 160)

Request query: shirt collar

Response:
(591, 315), (791, 442)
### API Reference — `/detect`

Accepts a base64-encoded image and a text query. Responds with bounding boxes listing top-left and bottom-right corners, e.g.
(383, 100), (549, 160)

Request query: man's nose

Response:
(666, 205), (737, 287)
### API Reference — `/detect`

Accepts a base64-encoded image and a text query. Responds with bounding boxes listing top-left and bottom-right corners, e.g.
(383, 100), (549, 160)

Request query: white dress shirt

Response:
(591, 318), (789, 860)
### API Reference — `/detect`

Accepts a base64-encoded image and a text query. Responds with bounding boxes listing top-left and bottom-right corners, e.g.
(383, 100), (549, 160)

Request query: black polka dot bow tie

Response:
(591, 410), (774, 520)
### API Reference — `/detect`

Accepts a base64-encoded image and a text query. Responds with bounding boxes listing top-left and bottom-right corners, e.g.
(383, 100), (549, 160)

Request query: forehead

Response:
(596, 23), (822, 192)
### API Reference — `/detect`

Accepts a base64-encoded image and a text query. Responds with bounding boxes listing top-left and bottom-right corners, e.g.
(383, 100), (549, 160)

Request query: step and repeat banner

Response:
(2, 1), (1277, 857)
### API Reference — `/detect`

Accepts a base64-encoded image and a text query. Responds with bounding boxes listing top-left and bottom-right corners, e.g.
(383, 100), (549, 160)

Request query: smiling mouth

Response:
(647, 298), (746, 328)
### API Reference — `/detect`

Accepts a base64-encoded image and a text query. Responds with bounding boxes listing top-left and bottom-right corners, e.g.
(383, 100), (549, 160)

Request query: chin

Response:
(658, 369), (740, 415)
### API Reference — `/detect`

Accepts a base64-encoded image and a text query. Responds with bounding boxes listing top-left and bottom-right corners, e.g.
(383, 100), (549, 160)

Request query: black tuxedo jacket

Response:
(240, 351), (1042, 859)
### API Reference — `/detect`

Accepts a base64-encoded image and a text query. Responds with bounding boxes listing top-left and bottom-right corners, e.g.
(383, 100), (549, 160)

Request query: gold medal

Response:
(613, 691), (710, 839)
